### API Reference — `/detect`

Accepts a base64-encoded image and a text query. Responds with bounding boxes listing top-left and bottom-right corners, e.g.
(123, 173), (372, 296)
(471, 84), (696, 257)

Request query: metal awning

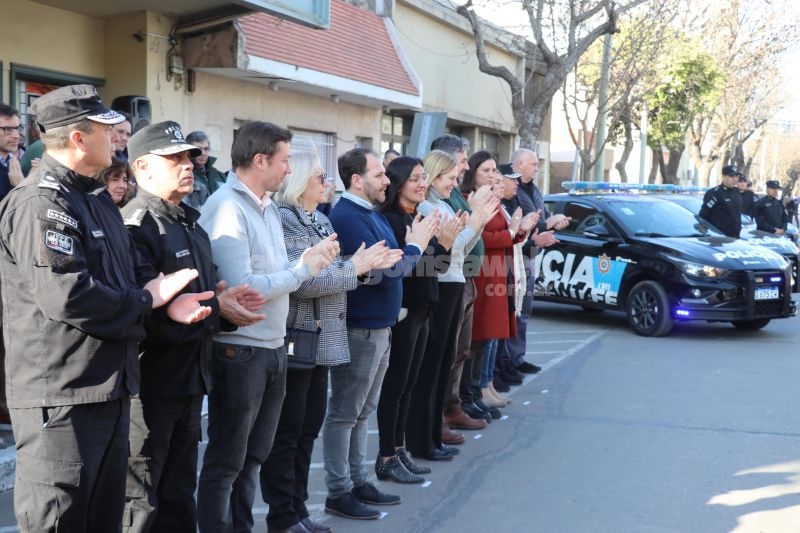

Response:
(29, 0), (330, 28)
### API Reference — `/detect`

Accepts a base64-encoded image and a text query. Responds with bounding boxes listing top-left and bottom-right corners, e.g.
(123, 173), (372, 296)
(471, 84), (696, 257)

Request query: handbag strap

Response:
(279, 204), (323, 332)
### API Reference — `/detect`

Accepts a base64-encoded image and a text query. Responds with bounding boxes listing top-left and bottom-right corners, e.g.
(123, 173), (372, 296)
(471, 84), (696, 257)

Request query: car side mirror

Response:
(584, 224), (621, 242)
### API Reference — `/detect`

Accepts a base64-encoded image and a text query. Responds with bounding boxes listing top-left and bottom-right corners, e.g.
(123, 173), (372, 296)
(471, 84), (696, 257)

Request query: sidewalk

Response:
(0, 425), (13, 492)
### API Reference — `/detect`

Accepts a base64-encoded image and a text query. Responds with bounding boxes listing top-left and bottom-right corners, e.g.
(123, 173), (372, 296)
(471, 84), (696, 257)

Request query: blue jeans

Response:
(197, 343), (287, 533)
(322, 327), (391, 499)
(479, 339), (499, 388)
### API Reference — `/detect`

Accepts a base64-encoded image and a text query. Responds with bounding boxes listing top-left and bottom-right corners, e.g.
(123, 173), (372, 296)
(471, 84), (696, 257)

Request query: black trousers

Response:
(376, 307), (432, 457)
(124, 394), (202, 533)
(406, 283), (464, 456)
(12, 399), (130, 533)
(260, 364), (328, 530)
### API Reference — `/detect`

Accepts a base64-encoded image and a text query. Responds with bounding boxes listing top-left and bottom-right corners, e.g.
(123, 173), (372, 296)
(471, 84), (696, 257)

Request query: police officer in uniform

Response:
(121, 122), (267, 533)
(754, 180), (789, 235)
(699, 164), (743, 238)
(0, 85), (213, 532)
(737, 173), (757, 217)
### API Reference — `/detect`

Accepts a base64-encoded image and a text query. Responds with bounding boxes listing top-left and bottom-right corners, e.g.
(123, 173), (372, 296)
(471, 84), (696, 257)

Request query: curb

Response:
(0, 446), (14, 492)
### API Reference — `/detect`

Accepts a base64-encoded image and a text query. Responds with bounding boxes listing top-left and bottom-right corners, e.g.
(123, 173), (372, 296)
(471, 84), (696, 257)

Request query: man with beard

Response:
(322, 147), (436, 520)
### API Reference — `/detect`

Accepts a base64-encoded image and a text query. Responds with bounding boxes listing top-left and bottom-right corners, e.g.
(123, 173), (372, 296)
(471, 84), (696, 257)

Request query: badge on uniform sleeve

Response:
(45, 230), (74, 255)
(46, 209), (79, 229)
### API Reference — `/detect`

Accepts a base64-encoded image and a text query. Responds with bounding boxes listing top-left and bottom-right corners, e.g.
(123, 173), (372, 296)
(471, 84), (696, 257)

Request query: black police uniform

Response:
(699, 184), (742, 238)
(754, 194), (789, 234)
(121, 189), (235, 532)
(740, 189), (757, 217)
(0, 153), (153, 530)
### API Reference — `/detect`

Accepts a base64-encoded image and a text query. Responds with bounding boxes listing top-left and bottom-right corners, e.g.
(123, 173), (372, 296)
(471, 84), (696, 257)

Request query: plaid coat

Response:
(278, 202), (359, 366)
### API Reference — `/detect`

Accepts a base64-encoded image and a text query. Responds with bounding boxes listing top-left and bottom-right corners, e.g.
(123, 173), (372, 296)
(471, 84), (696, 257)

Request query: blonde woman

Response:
(404, 151), (497, 460)
(261, 150), (398, 533)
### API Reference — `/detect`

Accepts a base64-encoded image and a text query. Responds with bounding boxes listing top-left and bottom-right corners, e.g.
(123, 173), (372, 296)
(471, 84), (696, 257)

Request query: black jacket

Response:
(754, 195), (789, 234)
(740, 190), (757, 217)
(516, 179), (551, 256)
(699, 184), (742, 238)
(0, 154), (153, 408)
(122, 190), (235, 399)
(382, 208), (450, 310)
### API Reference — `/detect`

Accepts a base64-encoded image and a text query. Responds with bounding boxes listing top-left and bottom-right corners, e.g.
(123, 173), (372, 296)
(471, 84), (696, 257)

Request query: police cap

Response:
(766, 180), (781, 189)
(127, 121), (202, 163)
(721, 165), (740, 177)
(32, 84), (125, 132)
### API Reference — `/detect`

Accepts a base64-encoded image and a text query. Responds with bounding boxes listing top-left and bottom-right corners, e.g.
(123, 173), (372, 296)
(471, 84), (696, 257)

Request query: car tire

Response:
(730, 318), (771, 331)
(626, 280), (674, 337)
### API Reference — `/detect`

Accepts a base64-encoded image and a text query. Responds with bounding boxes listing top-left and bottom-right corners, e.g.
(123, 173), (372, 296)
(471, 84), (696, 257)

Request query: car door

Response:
(534, 199), (627, 307)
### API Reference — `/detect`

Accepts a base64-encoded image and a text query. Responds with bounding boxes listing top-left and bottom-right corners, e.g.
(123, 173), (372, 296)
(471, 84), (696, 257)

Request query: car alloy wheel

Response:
(626, 280), (674, 337)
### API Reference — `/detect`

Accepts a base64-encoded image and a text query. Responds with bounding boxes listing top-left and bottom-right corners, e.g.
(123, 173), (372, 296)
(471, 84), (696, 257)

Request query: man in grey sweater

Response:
(197, 121), (338, 533)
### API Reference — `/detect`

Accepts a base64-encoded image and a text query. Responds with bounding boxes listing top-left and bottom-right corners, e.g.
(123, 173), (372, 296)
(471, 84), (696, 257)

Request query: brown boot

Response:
(444, 406), (488, 430)
(441, 420), (466, 445)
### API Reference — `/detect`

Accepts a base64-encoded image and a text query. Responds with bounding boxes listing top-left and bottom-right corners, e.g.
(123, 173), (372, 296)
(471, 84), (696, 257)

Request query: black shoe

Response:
(493, 375), (511, 392)
(439, 445), (460, 456)
(267, 522), (311, 533)
(461, 401), (492, 424)
(300, 517), (332, 533)
(422, 448), (454, 461)
(375, 455), (425, 484)
(325, 493), (380, 520)
(505, 363), (526, 381)
(474, 398), (502, 420)
(497, 365), (523, 385)
(352, 481), (402, 505)
(516, 361), (542, 374)
(397, 448), (431, 475)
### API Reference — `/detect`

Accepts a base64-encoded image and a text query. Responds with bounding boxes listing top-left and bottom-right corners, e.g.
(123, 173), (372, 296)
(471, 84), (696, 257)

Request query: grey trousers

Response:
(12, 399), (130, 533)
(322, 327), (391, 499)
(197, 343), (287, 533)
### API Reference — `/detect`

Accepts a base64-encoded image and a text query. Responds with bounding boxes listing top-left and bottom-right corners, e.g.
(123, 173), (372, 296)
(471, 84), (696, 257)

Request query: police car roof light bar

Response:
(562, 181), (707, 195)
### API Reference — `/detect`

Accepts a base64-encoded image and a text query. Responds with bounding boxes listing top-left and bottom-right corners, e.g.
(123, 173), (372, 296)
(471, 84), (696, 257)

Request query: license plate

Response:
(754, 286), (780, 300)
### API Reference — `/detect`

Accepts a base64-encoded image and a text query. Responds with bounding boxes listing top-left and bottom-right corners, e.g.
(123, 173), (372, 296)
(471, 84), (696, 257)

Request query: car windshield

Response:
(605, 198), (725, 238)
(662, 194), (703, 213)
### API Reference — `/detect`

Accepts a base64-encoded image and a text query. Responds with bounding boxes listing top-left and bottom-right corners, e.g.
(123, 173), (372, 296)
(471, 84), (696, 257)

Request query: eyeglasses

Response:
(409, 172), (429, 180)
(0, 125), (24, 135)
(315, 171), (327, 184)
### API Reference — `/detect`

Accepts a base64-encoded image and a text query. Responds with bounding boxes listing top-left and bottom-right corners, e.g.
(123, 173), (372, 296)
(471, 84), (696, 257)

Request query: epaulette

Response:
(38, 174), (63, 191)
(123, 207), (147, 227)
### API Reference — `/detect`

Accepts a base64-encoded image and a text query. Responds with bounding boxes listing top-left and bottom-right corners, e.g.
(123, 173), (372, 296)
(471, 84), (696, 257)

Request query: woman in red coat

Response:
(461, 151), (536, 407)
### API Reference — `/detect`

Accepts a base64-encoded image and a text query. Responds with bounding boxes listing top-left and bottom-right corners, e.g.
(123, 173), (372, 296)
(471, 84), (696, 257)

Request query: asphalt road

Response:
(2, 302), (800, 532)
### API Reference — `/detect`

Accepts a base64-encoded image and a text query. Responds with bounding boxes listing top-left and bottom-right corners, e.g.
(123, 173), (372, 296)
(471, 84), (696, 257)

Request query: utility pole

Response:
(639, 102), (648, 184)
(593, 33), (613, 182)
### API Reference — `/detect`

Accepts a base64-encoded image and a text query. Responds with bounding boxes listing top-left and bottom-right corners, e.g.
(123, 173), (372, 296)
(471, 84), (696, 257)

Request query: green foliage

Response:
(645, 44), (724, 150)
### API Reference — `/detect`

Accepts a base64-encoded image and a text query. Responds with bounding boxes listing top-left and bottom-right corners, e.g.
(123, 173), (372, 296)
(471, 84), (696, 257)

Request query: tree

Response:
(456, 0), (648, 149)
(685, 0), (800, 185)
(644, 44), (723, 183)
(561, 2), (681, 181)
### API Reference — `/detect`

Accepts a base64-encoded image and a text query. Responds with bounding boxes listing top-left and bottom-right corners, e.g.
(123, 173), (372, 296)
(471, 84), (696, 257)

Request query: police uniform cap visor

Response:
(737, 175), (747, 183)
(497, 163), (521, 179)
(766, 180), (781, 189)
(127, 121), (202, 162)
(721, 165), (740, 176)
(32, 84), (125, 131)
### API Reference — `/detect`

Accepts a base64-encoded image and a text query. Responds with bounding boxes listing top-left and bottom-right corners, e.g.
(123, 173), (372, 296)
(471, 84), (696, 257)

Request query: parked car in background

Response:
(535, 182), (796, 336)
